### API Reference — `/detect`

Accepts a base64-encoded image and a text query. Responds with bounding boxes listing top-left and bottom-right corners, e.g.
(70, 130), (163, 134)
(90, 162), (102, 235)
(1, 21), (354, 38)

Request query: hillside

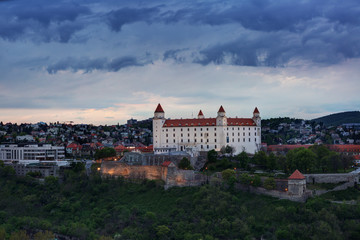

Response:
(0, 163), (360, 239)
(313, 111), (360, 126)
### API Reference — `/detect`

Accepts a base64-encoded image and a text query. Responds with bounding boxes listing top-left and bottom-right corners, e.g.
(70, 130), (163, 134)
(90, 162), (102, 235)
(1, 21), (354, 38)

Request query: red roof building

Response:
(155, 103), (164, 113)
(288, 169), (305, 180)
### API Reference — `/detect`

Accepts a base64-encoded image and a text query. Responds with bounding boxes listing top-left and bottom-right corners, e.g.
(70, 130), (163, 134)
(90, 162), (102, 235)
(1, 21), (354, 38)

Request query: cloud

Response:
(46, 56), (145, 74)
(106, 7), (160, 32)
(0, 1), (91, 42)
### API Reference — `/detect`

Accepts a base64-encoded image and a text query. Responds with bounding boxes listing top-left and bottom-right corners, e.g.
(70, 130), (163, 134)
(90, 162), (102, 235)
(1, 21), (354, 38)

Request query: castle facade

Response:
(153, 104), (261, 155)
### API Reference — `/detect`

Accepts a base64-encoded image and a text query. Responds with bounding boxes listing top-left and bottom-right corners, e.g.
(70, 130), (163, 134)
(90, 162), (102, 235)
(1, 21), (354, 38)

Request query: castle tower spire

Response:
(198, 110), (204, 119)
(154, 103), (165, 119)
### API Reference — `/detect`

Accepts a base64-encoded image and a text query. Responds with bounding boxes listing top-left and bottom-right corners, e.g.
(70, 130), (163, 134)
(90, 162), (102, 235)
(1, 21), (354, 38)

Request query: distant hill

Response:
(313, 111), (360, 126)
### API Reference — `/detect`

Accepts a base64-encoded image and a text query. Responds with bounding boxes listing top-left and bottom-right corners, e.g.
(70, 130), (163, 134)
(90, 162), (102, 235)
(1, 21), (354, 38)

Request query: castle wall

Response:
(101, 161), (206, 189)
(304, 173), (359, 184)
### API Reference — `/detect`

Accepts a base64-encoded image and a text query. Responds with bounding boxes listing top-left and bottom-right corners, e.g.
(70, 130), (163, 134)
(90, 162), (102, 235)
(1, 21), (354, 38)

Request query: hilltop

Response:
(313, 111), (360, 126)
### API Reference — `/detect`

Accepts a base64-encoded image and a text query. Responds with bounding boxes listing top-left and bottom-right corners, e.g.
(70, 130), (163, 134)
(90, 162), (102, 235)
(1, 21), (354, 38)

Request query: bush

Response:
(263, 177), (276, 190)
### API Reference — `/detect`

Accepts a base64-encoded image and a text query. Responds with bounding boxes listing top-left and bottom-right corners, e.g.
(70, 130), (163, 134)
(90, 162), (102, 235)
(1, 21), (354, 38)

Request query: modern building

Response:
(153, 104), (261, 155)
(0, 143), (65, 165)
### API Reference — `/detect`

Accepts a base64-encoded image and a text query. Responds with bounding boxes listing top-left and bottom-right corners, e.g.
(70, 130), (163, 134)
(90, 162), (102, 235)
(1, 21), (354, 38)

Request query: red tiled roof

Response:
(162, 161), (172, 167)
(353, 155), (360, 160)
(163, 118), (256, 127)
(155, 103), (164, 113)
(198, 110), (204, 116)
(267, 145), (312, 151)
(288, 169), (305, 180)
(328, 145), (360, 152)
(218, 105), (225, 113)
(253, 107), (259, 114)
(227, 118), (257, 126)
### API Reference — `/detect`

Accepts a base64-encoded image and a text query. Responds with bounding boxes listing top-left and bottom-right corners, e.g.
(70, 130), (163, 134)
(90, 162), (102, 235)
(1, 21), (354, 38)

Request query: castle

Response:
(153, 104), (261, 155)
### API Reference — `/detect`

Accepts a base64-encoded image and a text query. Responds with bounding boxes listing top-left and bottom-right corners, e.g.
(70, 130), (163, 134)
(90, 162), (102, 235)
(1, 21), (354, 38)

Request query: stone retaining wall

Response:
(304, 173), (359, 184)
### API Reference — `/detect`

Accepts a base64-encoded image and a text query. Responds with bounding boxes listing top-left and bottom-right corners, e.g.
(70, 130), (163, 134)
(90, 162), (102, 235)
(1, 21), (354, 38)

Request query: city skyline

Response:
(1, 0), (360, 125)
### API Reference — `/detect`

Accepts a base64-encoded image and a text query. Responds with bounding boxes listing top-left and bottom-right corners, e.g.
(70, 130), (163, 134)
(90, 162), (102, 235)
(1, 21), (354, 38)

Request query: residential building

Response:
(0, 143), (65, 165)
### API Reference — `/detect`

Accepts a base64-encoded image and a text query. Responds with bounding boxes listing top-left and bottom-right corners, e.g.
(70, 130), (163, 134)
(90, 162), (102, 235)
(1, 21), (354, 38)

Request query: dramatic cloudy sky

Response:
(1, 0), (360, 124)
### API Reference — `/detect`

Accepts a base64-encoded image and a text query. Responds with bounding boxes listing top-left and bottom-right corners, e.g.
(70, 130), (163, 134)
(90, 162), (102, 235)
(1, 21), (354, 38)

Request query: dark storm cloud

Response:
(106, 7), (160, 31)
(0, 0), (91, 42)
(46, 56), (144, 74)
(161, 0), (360, 66)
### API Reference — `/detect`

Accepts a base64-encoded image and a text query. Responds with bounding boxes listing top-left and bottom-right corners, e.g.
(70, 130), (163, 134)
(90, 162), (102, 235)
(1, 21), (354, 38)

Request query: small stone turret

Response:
(287, 169), (306, 196)
(216, 105), (227, 126)
(198, 110), (204, 119)
(154, 103), (165, 119)
(252, 107), (261, 126)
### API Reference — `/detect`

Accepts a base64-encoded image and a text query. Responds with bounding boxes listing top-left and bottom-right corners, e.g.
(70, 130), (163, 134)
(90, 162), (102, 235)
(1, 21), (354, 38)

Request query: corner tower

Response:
(153, 104), (165, 153)
(216, 105), (227, 126)
(252, 107), (261, 126)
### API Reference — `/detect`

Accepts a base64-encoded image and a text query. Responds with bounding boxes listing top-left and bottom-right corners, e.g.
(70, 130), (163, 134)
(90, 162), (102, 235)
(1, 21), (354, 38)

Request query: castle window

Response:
(238, 133), (240, 136)
(214, 133), (217, 136)
(215, 145), (217, 148)
(173, 134), (175, 137)
(181, 133), (183, 137)
(238, 138), (240, 142)
(232, 133), (234, 136)
(255, 138), (257, 142)
(188, 139), (190, 143)
(181, 139), (183, 142)
(200, 128), (202, 131)
(207, 145), (209, 149)
(232, 138), (234, 142)
(249, 138), (251, 142)
(166, 139), (168, 143)
(194, 128), (196, 131)
(195, 139), (197, 142)
(249, 133), (251, 136)
(201, 145), (203, 149)
(181, 128), (183, 131)
(255, 132), (256, 136)
(201, 133), (203, 137)
(194, 133), (197, 137)
(188, 133), (190, 137)
(232, 128), (234, 130)
(249, 128), (250, 130)
(207, 139), (209, 142)
(201, 139), (203, 142)
(226, 137), (229, 143)
(166, 129), (168, 132)
(173, 129), (175, 131)
(173, 139), (175, 143)
(243, 133), (245, 136)
(215, 139), (217, 142)
(243, 128), (245, 130)
(214, 128), (216, 131)
(206, 128), (209, 131)
(188, 128), (190, 131)
(227, 133), (229, 136)
(243, 138), (245, 142)
(238, 127), (240, 130)
(166, 134), (168, 137)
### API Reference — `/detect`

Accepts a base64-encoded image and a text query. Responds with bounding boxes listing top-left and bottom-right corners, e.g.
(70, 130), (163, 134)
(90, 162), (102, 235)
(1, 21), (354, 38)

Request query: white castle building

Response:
(153, 104), (261, 155)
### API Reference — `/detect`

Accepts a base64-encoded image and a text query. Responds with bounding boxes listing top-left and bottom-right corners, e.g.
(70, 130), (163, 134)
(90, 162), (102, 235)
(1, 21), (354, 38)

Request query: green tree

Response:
(33, 230), (55, 240)
(94, 147), (116, 160)
(156, 225), (170, 239)
(236, 151), (249, 169)
(178, 157), (193, 170)
(263, 177), (276, 190)
(253, 151), (267, 166)
(207, 149), (218, 163)
(266, 153), (277, 170)
(221, 169), (236, 183)
(9, 230), (30, 240)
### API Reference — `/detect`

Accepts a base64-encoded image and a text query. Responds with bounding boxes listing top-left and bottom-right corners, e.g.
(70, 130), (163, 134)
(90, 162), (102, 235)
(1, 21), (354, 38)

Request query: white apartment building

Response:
(0, 143), (65, 165)
(153, 104), (261, 155)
